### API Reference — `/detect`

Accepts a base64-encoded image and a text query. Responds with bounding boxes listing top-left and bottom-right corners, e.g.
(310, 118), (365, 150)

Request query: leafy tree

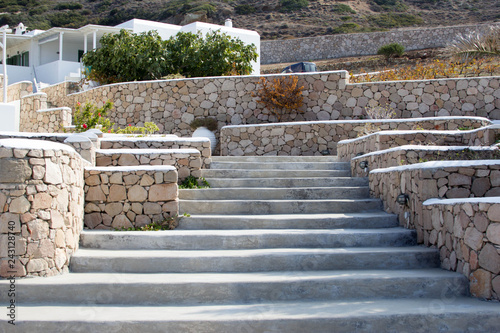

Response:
(82, 29), (258, 85)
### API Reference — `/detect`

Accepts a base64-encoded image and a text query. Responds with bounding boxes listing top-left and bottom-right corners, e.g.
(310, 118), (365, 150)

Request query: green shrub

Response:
(280, 0), (309, 12)
(371, 0), (408, 12)
(377, 42), (405, 58)
(332, 4), (356, 14)
(369, 13), (423, 28)
(72, 101), (114, 133)
(340, 16), (352, 21)
(329, 23), (360, 34)
(54, 2), (83, 10)
(235, 4), (256, 15)
(190, 117), (218, 131)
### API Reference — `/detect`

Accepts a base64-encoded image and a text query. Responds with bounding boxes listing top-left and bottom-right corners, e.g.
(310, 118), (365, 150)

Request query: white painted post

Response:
(92, 30), (97, 50)
(59, 32), (64, 61)
(2, 28), (7, 103)
(84, 33), (88, 54)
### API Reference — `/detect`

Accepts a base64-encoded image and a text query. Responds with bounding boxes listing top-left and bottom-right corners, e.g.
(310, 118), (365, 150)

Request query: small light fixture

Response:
(320, 149), (330, 155)
(359, 160), (369, 169)
(397, 193), (409, 206)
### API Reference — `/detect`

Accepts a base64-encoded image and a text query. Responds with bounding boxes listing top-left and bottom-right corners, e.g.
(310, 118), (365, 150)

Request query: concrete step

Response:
(1, 269), (468, 305)
(79, 228), (416, 250)
(179, 187), (369, 200)
(6, 299), (499, 332)
(209, 161), (350, 171)
(176, 212), (399, 230)
(70, 247), (440, 273)
(202, 169), (351, 178)
(204, 177), (368, 188)
(212, 156), (339, 162)
(179, 198), (383, 214)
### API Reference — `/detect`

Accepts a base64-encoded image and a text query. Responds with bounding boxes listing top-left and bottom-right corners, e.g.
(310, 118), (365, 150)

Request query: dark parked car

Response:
(281, 62), (317, 73)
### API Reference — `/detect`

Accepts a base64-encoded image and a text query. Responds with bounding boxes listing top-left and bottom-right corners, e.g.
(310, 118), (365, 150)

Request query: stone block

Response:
(0, 159), (32, 183)
(0, 213), (20, 233)
(109, 185), (126, 201)
(470, 269), (492, 299)
(149, 184), (177, 202)
(486, 223), (500, 245)
(487, 204), (500, 222)
(44, 159), (63, 185)
(84, 213), (103, 229)
(86, 186), (106, 202)
(479, 243), (500, 274)
(464, 227), (483, 251)
(471, 178), (491, 197)
(0, 259), (26, 278)
(111, 215), (133, 229)
(104, 203), (124, 217)
(128, 185), (148, 202)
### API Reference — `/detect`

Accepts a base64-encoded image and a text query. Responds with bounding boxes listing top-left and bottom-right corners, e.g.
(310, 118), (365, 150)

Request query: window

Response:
(4, 52), (29, 67)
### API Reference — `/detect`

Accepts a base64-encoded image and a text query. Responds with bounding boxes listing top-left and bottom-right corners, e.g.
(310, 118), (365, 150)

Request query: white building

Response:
(0, 19), (260, 87)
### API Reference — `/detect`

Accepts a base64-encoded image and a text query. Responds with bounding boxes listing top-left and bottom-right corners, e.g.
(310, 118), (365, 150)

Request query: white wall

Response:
(63, 41), (85, 63)
(40, 40), (59, 65)
(116, 19), (181, 40)
(0, 101), (20, 131)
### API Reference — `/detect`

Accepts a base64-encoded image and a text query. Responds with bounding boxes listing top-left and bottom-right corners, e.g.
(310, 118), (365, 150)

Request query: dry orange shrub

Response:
(350, 58), (498, 83)
(253, 76), (304, 122)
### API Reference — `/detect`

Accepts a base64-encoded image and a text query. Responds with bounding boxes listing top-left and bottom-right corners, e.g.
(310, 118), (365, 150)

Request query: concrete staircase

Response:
(2, 156), (500, 332)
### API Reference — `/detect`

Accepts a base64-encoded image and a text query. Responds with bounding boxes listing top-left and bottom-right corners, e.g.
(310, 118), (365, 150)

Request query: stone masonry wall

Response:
(100, 136), (212, 168)
(0, 139), (85, 278)
(422, 198), (500, 301)
(20, 92), (72, 133)
(0, 81), (33, 103)
(369, 161), (500, 244)
(261, 23), (499, 64)
(351, 145), (500, 178)
(84, 166), (178, 230)
(338, 125), (498, 162)
(31, 72), (500, 138)
(221, 117), (492, 156)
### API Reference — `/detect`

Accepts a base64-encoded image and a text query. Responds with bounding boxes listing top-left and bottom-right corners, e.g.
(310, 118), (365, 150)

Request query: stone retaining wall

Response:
(351, 145), (500, 177)
(84, 166), (178, 230)
(220, 117), (492, 156)
(95, 149), (201, 181)
(338, 125), (498, 162)
(31, 72), (500, 138)
(0, 139), (85, 278)
(423, 198), (500, 301)
(369, 161), (500, 245)
(100, 136), (211, 168)
(0, 81), (33, 103)
(261, 23), (498, 64)
(20, 92), (72, 133)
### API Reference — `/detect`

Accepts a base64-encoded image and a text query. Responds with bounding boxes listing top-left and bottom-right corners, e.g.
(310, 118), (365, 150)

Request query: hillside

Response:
(0, 0), (498, 40)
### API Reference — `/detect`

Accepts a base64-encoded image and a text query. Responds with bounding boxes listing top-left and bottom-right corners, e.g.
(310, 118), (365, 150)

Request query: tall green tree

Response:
(82, 29), (258, 85)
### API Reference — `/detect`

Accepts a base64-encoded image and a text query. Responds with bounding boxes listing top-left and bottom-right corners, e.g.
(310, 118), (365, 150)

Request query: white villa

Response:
(0, 18), (261, 87)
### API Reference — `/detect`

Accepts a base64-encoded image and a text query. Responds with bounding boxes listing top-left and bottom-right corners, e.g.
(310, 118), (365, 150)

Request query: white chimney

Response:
(14, 23), (26, 35)
(225, 19), (232, 28)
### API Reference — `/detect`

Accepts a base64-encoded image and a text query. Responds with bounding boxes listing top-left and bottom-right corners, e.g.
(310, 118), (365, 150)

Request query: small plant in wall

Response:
(72, 100), (114, 132)
(253, 75), (304, 122)
(179, 175), (210, 189)
(190, 117), (218, 152)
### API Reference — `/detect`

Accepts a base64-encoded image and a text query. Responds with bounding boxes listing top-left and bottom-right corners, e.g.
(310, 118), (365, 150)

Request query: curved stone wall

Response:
(0, 139), (85, 278)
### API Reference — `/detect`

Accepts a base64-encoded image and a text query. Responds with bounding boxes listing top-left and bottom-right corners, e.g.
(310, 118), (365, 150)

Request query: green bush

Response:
(377, 42), (405, 58)
(371, 0), (408, 12)
(82, 29), (258, 84)
(54, 2), (83, 10)
(369, 13), (423, 28)
(332, 4), (356, 14)
(329, 23), (360, 34)
(235, 4), (256, 15)
(280, 0), (309, 12)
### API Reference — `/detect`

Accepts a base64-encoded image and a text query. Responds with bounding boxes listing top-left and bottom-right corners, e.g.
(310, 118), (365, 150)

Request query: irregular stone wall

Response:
(100, 136), (212, 168)
(220, 117), (492, 156)
(32, 72), (500, 138)
(0, 81), (33, 103)
(261, 23), (498, 64)
(84, 166), (178, 230)
(0, 139), (85, 278)
(338, 125), (498, 162)
(351, 145), (500, 177)
(95, 148), (201, 181)
(422, 198), (500, 301)
(20, 92), (72, 133)
(369, 161), (500, 244)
